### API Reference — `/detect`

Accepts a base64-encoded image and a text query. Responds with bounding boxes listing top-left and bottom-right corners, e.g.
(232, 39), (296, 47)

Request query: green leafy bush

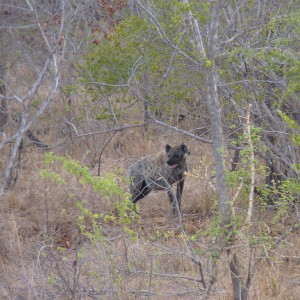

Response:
(41, 152), (139, 242)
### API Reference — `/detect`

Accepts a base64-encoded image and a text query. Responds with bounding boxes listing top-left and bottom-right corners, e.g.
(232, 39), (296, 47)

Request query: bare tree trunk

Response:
(0, 131), (24, 194)
(206, 2), (247, 299)
(183, 0), (243, 296)
(206, 65), (231, 226)
(0, 0), (63, 197)
(183, 0), (232, 226)
(142, 73), (151, 130)
(229, 253), (248, 300)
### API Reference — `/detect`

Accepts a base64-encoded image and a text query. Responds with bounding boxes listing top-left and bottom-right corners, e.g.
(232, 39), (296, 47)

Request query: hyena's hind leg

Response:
(129, 171), (151, 203)
(176, 178), (184, 210)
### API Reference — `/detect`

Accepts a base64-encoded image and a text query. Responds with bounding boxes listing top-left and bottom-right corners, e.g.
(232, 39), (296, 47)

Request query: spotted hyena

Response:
(129, 144), (189, 215)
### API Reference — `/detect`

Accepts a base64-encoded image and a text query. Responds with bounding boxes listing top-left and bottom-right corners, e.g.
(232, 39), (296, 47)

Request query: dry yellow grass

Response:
(1, 110), (300, 299)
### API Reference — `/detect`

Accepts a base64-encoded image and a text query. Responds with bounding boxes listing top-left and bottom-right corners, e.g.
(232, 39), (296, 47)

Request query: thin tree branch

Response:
(245, 104), (255, 225)
(150, 117), (243, 150)
(76, 122), (148, 137)
(150, 117), (213, 144)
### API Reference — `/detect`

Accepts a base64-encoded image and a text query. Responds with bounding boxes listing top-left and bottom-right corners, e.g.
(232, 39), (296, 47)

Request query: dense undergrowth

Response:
(0, 123), (300, 299)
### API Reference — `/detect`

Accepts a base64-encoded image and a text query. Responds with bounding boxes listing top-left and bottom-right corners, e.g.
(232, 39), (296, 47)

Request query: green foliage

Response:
(204, 59), (214, 68)
(47, 273), (56, 286)
(81, 15), (149, 96)
(43, 152), (124, 199)
(42, 152), (139, 241)
(218, 11), (300, 124)
(80, 5), (200, 120)
(61, 83), (80, 98)
(76, 201), (103, 243)
(278, 110), (300, 145)
(40, 169), (66, 185)
(31, 97), (43, 107)
(95, 106), (122, 121)
(205, 214), (223, 237)
(225, 125), (263, 202)
(277, 111), (300, 203)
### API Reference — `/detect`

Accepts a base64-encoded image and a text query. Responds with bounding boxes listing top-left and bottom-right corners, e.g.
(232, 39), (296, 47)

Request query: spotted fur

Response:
(129, 144), (188, 215)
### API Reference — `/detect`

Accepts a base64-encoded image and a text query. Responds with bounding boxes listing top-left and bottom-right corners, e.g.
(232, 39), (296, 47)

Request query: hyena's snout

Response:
(166, 158), (179, 168)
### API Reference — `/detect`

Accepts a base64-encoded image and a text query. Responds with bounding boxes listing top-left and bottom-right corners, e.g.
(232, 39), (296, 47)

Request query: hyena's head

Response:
(165, 143), (189, 168)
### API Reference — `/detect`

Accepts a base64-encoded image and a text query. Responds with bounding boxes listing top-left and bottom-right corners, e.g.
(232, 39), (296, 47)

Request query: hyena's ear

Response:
(180, 143), (189, 154)
(165, 144), (172, 153)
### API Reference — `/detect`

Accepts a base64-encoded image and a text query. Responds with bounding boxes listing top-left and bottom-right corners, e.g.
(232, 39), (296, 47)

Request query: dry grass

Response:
(1, 108), (300, 299)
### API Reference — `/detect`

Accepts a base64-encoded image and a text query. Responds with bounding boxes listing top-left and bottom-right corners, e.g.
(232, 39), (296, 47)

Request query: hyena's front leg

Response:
(176, 178), (184, 210)
(167, 187), (180, 216)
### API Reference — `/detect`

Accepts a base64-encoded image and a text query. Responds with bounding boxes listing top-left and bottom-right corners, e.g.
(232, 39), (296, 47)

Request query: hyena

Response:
(129, 144), (189, 215)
